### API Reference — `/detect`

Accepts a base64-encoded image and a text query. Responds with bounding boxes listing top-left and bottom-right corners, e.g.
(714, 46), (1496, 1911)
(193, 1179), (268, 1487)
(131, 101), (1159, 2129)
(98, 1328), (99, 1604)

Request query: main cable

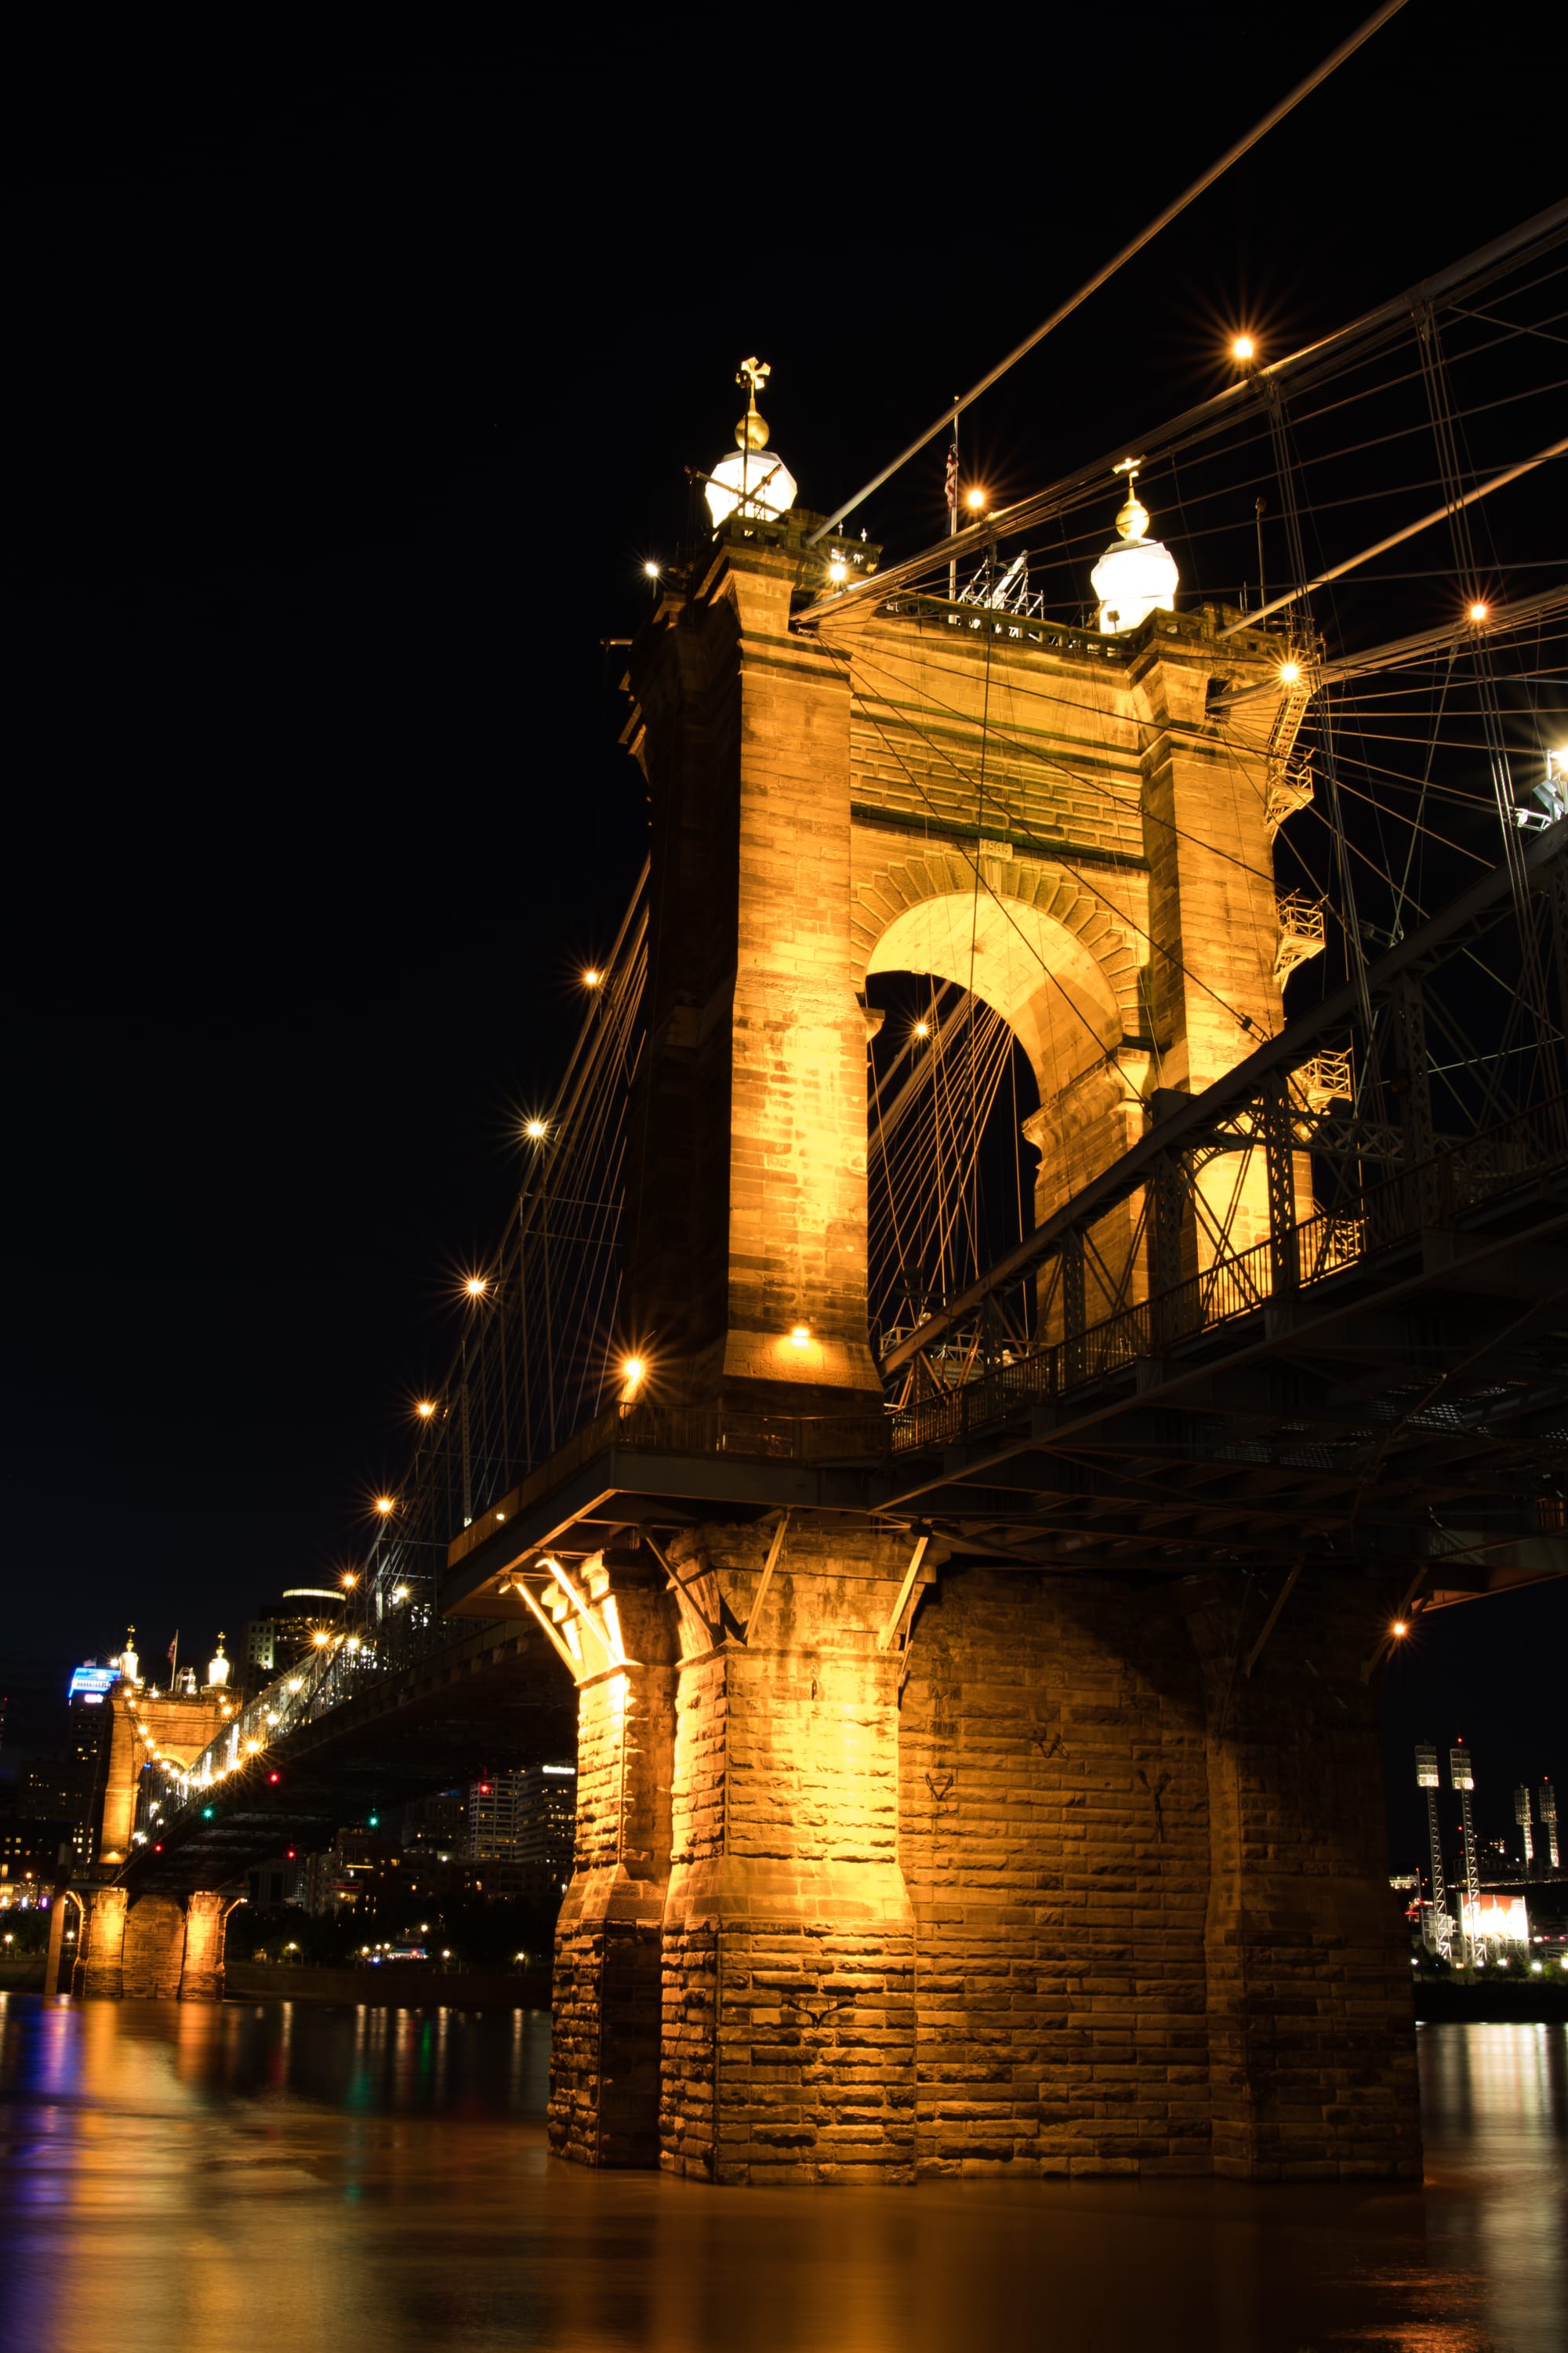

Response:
(807, 0), (1410, 543)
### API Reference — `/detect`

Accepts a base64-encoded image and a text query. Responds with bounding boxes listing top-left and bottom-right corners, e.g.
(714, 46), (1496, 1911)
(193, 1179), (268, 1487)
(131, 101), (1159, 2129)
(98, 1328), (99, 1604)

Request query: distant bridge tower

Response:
(47, 1669), (234, 2001)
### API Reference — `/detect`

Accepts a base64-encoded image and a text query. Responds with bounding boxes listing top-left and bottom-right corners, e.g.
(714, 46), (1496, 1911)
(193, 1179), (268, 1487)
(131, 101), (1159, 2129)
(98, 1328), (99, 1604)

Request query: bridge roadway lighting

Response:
(621, 1355), (646, 1392)
(643, 561), (659, 579)
(524, 1119), (547, 1142)
(416, 1398), (437, 1419)
(1279, 661), (1301, 684)
(1392, 1620), (1409, 1639)
(1231, 334), (1257, 363)
(376, 1495), (395, 1517)
(465, 1273), (490, 1297)
(583, 969), (602, 988)
(341, 1570), (358, 1589)
(1468, 601), (1489, 622)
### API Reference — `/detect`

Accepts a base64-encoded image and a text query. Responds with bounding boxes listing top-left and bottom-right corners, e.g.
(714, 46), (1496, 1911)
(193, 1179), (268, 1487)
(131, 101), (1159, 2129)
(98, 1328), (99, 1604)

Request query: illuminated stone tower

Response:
(550, 376), (1417, 2186)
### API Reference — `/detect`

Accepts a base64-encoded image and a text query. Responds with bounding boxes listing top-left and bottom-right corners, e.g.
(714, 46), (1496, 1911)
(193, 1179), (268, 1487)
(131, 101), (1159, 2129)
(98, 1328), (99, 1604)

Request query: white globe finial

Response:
(705, 357), (798, 528)
(207, 1633), (230, 1689)
(1091, 459), (1179, 636)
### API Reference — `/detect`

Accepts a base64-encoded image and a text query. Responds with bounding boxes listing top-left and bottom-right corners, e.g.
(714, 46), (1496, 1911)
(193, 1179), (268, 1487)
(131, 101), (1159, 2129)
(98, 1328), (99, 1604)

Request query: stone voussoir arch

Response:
(848, 845), (1144, 1048)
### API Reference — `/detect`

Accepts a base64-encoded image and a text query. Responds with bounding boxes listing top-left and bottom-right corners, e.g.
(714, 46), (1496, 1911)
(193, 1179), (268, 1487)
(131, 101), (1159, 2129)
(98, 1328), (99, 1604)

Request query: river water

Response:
(0, 1997), (1563, 2353)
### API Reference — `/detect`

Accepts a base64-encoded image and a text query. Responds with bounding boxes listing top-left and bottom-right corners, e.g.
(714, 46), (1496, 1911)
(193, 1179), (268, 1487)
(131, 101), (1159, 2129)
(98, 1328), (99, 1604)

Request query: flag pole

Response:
(947, 404), (959, 601)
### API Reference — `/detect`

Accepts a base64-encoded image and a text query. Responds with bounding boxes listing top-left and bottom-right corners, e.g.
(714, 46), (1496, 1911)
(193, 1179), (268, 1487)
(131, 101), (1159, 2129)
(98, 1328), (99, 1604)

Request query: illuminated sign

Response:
(67, 1666), (118, 1703)
(1461, 1890), (1530, 1944)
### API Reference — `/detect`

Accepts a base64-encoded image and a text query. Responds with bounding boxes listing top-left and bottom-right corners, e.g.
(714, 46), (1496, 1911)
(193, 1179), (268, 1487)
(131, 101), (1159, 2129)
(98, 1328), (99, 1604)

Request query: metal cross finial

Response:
(1113, 455), (1143, 483)
(737, 357), (771, 398)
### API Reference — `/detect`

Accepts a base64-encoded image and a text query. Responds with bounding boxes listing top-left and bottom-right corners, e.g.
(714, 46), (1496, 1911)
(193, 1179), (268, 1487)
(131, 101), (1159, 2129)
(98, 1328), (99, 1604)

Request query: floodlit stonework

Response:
(546, 514), (1419, 2184)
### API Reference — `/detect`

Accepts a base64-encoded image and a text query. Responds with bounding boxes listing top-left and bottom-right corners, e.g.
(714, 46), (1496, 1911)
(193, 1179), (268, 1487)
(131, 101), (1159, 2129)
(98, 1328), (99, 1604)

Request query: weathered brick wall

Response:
(550, 1580), (677, 2168)
(899, 1569), (1212, 2177)
(550, 1549), (1420, 2187)
(896, 1565), (1418, 2182)
(179, 1890), (227, 1999)
(82, 1886), (129, 1996)
(1182, 1572), (1421, 2181)
(122, 1894), (187, 1998)
(661, 1521), (919, 2185)
(844, 614), (1145, 862)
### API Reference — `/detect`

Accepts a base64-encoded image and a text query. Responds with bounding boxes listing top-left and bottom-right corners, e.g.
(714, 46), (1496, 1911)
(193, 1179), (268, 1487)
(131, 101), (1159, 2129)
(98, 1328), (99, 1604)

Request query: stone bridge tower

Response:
(551, 395), (1416, 2185)
(47, 1661), (236, 2001)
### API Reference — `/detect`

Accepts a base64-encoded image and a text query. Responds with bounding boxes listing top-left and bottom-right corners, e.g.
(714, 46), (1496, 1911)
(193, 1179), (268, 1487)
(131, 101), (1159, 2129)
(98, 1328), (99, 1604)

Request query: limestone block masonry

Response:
(553, 520), (1420, 2184)
(549, 1539), (1419, 2185)
(68, 1886), (233, 2002)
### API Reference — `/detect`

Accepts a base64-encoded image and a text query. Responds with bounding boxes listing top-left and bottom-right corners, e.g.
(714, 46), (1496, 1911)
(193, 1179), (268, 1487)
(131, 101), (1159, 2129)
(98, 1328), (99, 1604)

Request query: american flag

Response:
(944, 438), (958, 515)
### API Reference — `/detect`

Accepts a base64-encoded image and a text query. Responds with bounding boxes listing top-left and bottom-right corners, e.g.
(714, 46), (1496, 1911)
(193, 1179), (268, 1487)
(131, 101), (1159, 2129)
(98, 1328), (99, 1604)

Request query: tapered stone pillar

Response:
(659, 1521), (919, 2185)
(1181, 1571), (1421, 2180)
(623, 524), (882, 1414)
(178, 1890), (227, 2000)
(549, 1577), (678, 2166)
(82, 1886), (129, 1997)
(44, 1894), (74, 1996)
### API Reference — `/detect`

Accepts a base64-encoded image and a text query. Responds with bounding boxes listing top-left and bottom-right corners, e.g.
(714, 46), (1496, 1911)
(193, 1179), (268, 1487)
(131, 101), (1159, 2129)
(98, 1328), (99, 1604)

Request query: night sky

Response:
(5, 16), (1563, 1864)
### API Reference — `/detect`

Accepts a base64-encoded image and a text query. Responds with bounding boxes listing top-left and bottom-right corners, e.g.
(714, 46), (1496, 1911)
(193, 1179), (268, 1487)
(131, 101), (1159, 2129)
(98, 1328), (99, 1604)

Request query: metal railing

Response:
(889, 1096), (1568, 1456)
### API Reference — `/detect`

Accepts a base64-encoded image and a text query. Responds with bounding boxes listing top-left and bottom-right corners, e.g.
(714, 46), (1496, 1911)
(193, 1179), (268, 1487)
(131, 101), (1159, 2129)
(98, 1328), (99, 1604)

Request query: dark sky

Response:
(4, 14), (1563, 1854)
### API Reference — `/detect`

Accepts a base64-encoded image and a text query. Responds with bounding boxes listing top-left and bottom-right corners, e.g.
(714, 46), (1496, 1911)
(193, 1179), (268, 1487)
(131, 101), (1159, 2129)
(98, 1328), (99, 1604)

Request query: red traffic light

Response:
(267, 1771), (281, 1784)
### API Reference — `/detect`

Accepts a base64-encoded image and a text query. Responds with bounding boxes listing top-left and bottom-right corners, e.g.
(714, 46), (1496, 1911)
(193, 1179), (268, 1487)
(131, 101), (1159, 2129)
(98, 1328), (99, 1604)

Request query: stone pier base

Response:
(70, 1887), (233, 2003)
(550, 1532), (1421, 2185)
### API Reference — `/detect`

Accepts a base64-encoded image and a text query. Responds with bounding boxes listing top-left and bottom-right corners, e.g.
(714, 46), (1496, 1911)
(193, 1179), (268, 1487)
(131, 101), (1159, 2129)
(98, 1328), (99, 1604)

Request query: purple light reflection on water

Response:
(0, 1996), (1563, 2352)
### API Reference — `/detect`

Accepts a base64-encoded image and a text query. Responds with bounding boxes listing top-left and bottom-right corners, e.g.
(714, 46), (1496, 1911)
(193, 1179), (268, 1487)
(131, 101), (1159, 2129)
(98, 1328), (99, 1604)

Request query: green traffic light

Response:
(201, 1806), (214, 1819)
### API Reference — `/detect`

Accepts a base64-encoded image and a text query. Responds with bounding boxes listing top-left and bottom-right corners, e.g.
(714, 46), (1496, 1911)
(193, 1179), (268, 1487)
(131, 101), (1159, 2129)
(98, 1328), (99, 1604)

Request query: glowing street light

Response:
(583, 969), (602, 987)
(643, 561), (659, 579)
(1468, 601), (1489, 622)
(341, 1570), (358, 1590)
(789, 1324), (811, 1348)
(828, 559), (848, 583)
(622, 1355), (646, 1393)
(913, 1019), (931, 1040)
(1231, 334), (1257, 363)
(464, 1274), (488, 1298)
(1279, 661), (1301, 685)
(416, 1400), (436, 1420)
(964, 487), (986, 512)
(376, 1495), (395, 1518)
(1392, 1619), (1409, 1639)
(523, 1119), (547, 1143)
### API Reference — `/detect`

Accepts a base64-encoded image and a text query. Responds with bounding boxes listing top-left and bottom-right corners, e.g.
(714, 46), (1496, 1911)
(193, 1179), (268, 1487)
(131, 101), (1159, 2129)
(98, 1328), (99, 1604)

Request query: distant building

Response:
(301, 1830), (401, 1915)
(403, 1789), (467, 1858)
(243, 1588), (345, 1679)
(468, 1765), (575, 1901)
(1, 1818), (74, 1884)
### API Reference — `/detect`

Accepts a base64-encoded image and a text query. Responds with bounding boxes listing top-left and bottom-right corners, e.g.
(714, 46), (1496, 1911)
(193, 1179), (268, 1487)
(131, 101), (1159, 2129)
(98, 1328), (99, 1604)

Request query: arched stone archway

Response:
(852, 848), (1153, 1314)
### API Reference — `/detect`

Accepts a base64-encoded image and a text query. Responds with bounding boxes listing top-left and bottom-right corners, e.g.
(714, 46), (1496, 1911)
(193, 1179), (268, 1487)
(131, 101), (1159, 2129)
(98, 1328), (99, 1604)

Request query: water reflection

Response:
(0, 1996), (1562, 2353)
